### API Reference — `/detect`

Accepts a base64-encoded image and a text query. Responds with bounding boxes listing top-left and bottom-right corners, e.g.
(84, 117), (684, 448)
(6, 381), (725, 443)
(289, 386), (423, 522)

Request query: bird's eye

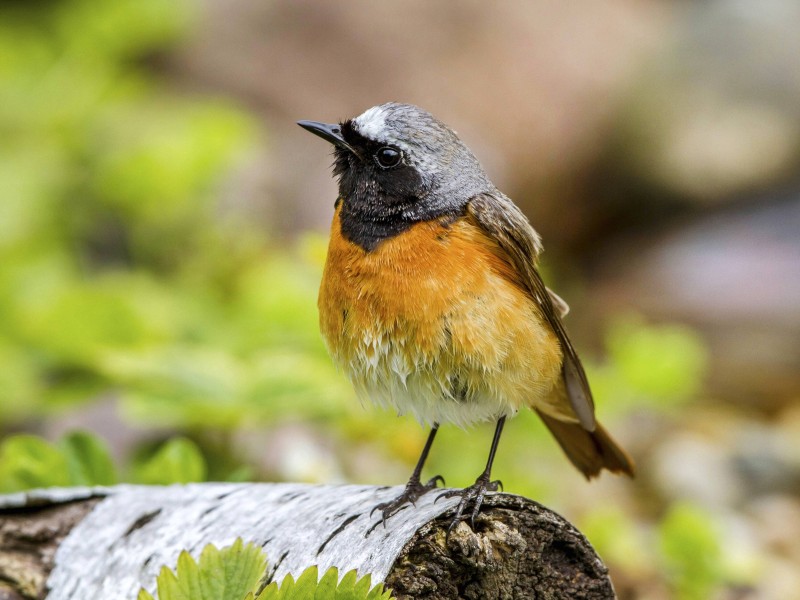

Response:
(374, 146), (402, 168)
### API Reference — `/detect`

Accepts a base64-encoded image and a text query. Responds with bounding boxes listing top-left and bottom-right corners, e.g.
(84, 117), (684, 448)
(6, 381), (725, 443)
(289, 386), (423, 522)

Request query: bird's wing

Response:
(547, 288), (570, 318)
(466, 192), (596, 431)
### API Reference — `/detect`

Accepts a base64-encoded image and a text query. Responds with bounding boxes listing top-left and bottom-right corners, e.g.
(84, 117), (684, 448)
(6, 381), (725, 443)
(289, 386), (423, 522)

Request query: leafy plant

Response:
(0, 431), (116, 493)
(138, 539), (267, 600)
(0, 0), (363, 437)
(138, 539), (393, 600)
(257, 567), (392, 600)
(0, 431), (208, 493)
(132, 437), (207, 485)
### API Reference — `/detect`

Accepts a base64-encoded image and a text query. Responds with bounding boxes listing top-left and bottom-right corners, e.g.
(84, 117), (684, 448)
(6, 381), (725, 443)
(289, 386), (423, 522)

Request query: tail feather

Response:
(536, 410), (635, 479)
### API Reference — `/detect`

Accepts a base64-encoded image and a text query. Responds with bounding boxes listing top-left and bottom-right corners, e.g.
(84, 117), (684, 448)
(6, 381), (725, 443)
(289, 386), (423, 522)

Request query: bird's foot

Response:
(437, 473), (503, 534)
(371, 475), (445, 524)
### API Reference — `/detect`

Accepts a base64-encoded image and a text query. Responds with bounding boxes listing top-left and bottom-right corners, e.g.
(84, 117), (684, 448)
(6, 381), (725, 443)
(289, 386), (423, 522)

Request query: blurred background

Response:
(1, 0), (799, 598)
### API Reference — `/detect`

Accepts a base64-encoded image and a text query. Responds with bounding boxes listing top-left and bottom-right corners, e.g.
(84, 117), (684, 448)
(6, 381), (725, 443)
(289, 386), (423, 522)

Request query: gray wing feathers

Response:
(467, 193), (597, 431)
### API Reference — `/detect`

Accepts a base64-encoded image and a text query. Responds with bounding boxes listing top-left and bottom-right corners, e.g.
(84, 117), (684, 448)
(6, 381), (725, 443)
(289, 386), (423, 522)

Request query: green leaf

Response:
(139, 538), (268, 600)
(336, 569), (359, 600)
(315, 567), (338, 599)
(0, 435), (70, 493)
(256, 582), (279, 600)
(254, 567), (393, 600)
(132, 437), (207, 485)
(138, 540), (394, 600)
(0, 431), (120, 492)
(292, 566), (318, 598)
(60, 430), (117, 486)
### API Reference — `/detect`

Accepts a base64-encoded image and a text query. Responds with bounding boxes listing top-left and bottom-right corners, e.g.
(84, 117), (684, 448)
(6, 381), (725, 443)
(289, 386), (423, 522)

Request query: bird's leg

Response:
(372, 424), (444, 522)
(438, 416), (506, 533)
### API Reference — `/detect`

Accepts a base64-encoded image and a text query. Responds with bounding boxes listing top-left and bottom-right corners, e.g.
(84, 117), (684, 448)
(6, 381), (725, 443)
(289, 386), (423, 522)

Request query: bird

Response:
(298, 103), (634, 530)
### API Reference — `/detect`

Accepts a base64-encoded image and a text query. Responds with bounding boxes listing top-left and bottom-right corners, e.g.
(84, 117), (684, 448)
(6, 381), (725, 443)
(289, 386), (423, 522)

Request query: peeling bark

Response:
(0, 485), (615, 599)
(0, 497), (99, 600)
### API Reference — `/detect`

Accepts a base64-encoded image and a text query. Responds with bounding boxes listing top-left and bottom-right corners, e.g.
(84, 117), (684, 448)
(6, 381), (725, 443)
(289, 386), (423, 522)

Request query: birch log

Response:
(0, 484), (615, 600)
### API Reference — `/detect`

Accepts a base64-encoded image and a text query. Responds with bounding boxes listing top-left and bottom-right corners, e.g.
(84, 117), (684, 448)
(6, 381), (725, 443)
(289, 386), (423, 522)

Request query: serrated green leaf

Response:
(365, 585), (392, 600)
(254, 566), (393, 600)
(292, 566), (318, 599)
(337, 569), (359, 598)
(199, 538), (266, 600)
(279, 574), (295, 596)
(156, 565), (181, 600)
(365, 584), (393, 600)
(351, 572), (371, 598)
(138, 538), (268, 600)
(338, 569), (359, 589)
(138, 590), (155, 600)
(255, 582), (279, 600)
(315, 567), (338, 599)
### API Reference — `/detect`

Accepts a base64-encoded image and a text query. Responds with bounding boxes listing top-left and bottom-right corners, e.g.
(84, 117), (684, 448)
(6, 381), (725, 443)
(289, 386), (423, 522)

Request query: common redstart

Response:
(298, 103), (634, 529)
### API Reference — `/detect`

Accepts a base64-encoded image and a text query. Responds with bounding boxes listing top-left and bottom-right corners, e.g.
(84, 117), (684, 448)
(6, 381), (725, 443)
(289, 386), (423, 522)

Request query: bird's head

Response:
(299, 103), (495, 250)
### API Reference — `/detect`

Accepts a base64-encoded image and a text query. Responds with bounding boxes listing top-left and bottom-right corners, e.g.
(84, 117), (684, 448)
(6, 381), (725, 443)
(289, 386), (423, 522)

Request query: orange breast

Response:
(318, 204), (563, 427)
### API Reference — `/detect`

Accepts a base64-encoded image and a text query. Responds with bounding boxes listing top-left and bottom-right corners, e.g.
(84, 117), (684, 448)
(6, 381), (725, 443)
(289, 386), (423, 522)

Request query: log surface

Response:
(0, 484), (615, 600)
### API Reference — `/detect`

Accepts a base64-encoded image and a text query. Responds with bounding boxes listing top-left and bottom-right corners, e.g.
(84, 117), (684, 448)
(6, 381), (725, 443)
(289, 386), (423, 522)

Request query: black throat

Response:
(339, 202), (416, 252)
(332, 121), (468, 251)
(337, 186), (466, 252)
(336, 162), (453, 252)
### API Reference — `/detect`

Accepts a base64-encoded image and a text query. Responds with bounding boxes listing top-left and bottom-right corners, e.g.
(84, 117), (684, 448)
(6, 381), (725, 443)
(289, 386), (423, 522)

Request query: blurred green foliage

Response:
(0, 0), (351, 433)
(587, 315), (709, 414)
(0, 431), (209, 492)
(582, 501), (749, 600)
(132, 437), (207, 485)
(0, 432), (114, 491)
(658, 503), (724, 600)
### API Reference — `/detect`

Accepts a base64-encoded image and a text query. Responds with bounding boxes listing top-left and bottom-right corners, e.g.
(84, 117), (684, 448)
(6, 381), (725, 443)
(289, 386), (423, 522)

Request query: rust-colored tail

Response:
(536, 410), (635, 479)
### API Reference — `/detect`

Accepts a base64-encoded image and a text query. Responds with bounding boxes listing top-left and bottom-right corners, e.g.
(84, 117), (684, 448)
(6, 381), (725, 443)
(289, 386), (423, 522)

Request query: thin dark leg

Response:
(481, 416), (506, 480)
(408, 424), (440, 485)
(371, 424), (445, 524)
(438, 416), (507, 533)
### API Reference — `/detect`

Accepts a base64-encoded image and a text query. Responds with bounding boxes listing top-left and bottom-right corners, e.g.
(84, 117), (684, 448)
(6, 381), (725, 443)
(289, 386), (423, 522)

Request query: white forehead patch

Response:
(353, 105), (391, 142)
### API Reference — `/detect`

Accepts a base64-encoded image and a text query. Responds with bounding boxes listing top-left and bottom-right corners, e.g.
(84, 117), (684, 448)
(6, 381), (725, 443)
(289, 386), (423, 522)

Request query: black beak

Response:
(297, 120), (357, 154)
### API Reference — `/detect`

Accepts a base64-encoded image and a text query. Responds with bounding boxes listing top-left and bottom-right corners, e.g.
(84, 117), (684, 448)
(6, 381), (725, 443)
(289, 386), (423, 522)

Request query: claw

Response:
(427, 475), (446, 487)
(371, 474), (445, 527)
(434, 489), (453, 504)
(441, 474), (500, 535)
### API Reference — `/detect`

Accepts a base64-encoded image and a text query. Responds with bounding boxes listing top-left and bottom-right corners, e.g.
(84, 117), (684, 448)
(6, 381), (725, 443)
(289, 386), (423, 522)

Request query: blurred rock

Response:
(651, 432), (743, 508)
(746, 494), (800, 561)
(237, 423), (345, 483)
(597, 0), (800, 206)
(594, 192), (800, 409)
(754, 556), (800, 600)
(733, 424), (800, 498)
